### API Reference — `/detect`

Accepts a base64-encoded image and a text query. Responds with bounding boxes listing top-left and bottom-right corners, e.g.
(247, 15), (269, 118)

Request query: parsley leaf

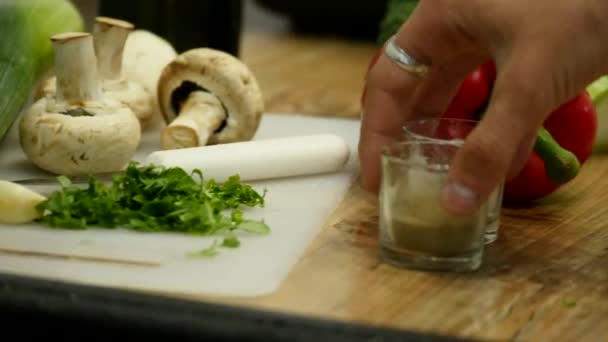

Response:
(221, 235), (241, 248)
(187, 236), (242, 258)
(237, 220), (271, 235)
(188, 239), (221, 258)
(35, 161), (269, 243)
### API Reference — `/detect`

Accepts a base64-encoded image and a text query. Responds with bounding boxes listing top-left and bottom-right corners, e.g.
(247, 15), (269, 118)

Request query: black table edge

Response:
(0, 271), (473, 341)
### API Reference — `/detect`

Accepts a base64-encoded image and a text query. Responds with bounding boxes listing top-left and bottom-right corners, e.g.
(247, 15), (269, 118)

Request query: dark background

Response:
(97, 0), (389, 56)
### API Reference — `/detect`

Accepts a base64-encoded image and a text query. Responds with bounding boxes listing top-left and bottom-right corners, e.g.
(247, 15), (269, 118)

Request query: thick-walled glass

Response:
(379, 138), (489, 272)
(402, 118), (503, 244)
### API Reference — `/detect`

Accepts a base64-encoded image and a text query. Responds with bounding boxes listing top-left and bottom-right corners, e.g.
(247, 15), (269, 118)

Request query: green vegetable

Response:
(377, 0), (419, 45)
(187, 236), (242, 258)
(222, 235), (241, 248)
(0, 0), (84, 143)
(188, 239), (221, 258)
(561, 299), (577, 308)
(587, 75), (608, 152)
(35, 162), (269, 240)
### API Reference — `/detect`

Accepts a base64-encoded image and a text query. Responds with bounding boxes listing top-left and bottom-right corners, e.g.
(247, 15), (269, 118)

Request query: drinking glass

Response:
(379, 138), (490, 272)
(402, 118), (503, 244)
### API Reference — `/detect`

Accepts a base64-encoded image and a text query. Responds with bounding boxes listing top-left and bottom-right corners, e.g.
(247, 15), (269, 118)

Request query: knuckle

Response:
(497, 47), (563, 117)
(504, 73), (548, 112)
(461, 132), (511, 180)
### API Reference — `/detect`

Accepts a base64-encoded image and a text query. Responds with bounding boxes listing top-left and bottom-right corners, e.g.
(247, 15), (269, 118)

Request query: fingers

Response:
(358, 0), (485, 192)
(441, 47), (558, 215)
(358, 68), (413, 192)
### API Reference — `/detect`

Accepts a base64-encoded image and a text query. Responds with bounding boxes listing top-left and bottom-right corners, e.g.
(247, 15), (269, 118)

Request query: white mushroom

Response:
(122, 30), (178, 127)
(157, 48), (264, 150)
(19, 32), (141, 176)
(37, 17), (156, 129)
(92, 17), (156, 128)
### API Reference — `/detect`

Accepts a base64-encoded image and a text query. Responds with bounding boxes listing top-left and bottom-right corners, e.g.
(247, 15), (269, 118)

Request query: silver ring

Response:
(384, 36), (429, 78)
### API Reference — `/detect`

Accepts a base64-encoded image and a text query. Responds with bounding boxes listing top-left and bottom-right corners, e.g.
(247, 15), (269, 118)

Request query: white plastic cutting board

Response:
(0, 113), (362, 297)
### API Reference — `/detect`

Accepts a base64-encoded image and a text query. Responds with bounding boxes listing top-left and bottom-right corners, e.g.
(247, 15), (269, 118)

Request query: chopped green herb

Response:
(237, 220), (271, 235)
(222, 235), (241, 248)
(35, 161), (269, 239)
(562, 299), (577, 308)
(188, 236), (242, 258)
(188, 239), (221, 258)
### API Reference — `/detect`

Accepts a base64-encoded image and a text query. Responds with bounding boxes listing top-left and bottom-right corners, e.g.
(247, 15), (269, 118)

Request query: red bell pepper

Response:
(444, 61), (494, 117)
(440, 61), (598, 203)
(502, 92), (597, 202)
(361, 52), (598, 203)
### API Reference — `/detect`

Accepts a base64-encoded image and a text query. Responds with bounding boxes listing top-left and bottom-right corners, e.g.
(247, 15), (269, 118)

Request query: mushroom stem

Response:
(51, 32), (102, 104)
(161, 91), (225, 149)
(93, 17), (134, 82)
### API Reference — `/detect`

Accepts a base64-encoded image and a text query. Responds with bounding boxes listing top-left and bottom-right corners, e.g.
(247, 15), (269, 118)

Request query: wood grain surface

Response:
(180, 32), (608, 341)
(241, 32), (375, 118)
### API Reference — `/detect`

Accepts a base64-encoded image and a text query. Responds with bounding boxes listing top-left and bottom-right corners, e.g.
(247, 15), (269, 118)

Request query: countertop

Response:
(1, 30), (607, 342)
(212, 31), (607, 341)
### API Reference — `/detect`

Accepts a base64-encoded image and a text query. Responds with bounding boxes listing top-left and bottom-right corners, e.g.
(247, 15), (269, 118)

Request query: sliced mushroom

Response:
(19, 32), (141, 176)
(36, 17), (156, 129)
(157, 48), (264, 150)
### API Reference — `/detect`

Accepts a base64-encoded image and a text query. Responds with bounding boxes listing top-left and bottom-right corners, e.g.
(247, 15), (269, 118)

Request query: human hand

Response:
(359, 0), (608, 214)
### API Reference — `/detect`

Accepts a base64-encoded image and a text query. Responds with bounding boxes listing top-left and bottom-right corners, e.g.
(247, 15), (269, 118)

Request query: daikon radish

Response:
(145, 134), (351, 182)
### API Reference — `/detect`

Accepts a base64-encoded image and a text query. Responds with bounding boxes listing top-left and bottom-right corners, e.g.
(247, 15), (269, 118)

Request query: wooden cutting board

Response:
(0, 113), (362, 297)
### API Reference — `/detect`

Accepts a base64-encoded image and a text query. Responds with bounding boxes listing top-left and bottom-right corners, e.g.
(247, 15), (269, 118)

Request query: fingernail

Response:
(441, 181), (479, 215)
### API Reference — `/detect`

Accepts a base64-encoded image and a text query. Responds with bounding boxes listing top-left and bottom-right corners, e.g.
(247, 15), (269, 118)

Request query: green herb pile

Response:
(34, 162), (270, 248)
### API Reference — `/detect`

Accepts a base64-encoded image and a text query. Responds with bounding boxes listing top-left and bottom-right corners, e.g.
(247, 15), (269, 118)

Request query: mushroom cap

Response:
(123, 30), (177, 95)
(104, 80), (156, 129)
(35, 77), (155, 129)
(157, 48), (264, 145)
(19, 97), (141, 176)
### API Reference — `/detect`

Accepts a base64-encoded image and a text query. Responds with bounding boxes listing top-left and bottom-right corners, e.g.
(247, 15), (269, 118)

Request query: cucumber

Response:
(0, 0), (84, 144)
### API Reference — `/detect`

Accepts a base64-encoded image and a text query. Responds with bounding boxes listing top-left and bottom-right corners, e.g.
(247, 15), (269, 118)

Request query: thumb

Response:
(440, 50), (558, 215)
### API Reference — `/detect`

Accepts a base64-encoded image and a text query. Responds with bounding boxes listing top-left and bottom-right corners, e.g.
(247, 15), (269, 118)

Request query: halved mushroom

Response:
(36, 17), (156, 129)
(19, 32), (141, 176)
(157, 48), (264, 150)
